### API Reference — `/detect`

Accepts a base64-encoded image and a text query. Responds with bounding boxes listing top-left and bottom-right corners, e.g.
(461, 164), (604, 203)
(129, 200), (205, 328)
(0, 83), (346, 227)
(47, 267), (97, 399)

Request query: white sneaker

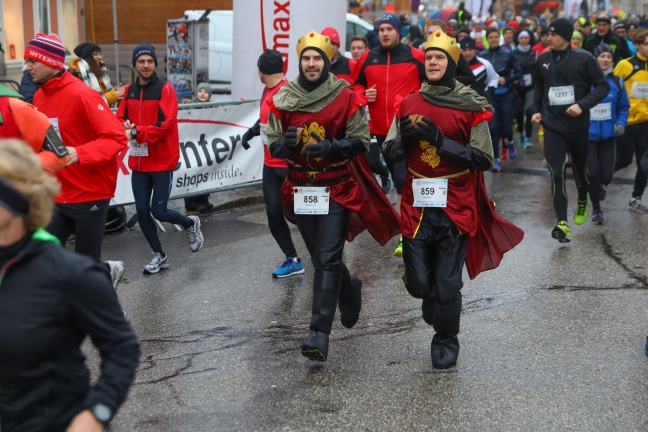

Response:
(629, 197), (648, 213)
(143, 252), (169, 274)
(186, 215), (204, 252)
(106, 260), (125, 289)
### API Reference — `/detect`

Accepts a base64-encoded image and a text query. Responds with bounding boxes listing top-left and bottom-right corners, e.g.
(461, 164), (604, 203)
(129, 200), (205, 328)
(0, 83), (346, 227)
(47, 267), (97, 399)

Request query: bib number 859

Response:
(420, 187), (435, 196)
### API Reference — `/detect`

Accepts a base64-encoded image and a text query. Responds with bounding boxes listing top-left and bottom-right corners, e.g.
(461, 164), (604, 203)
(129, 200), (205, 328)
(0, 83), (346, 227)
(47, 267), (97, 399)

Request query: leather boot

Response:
(430, 295), (462, 369)
(339, 266), (362, 328)
(301, 269), (340, 362)
(421, 297), (434, 325)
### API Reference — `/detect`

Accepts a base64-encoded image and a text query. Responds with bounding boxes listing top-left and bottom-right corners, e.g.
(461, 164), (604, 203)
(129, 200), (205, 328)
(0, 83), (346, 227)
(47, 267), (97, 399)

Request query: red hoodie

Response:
(33, 71), (127, 204)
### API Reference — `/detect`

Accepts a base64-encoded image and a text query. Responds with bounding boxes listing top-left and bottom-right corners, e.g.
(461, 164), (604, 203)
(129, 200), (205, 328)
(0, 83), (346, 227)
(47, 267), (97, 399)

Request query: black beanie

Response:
(257, 49), (284, 74)
(593, 43), (612, 58)
(74, 42), (100, 60)
(132, 43), (158, 67)
(459, 36), (476, 50)
(548, 18), (573, 43)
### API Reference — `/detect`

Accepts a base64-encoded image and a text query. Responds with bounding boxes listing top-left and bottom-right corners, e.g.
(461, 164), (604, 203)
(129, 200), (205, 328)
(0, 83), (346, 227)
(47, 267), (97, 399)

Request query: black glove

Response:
(416, 116), (443, 147)
(240, 120), (261, 150)
(301, 132), (331, 158)
(283, 126), (299, 149)
(400, 116), (416, 138)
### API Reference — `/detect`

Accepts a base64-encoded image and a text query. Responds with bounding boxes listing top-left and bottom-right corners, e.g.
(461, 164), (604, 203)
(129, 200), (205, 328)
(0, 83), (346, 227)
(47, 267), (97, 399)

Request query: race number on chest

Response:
(412, 178), (448, 207)
(548, 85), (575, 106)
(294, 187), (330, 215)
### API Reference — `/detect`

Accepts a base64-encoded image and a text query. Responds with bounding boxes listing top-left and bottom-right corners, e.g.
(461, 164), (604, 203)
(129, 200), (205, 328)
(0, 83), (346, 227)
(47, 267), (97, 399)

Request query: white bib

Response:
(630, 82), (648, 99)
(260, 123), (268, 145)
(129, 139), (149, 157)
(294, 187), (330, 215)
(412, 178), (448, 208)
(548, 85), (575, 106)
(523, 73), (533, 87)
(590, 102), (612, 121)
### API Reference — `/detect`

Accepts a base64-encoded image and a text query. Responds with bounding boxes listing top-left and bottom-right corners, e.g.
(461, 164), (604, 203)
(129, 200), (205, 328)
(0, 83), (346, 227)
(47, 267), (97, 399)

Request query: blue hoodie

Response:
(589, 73), (629, 142)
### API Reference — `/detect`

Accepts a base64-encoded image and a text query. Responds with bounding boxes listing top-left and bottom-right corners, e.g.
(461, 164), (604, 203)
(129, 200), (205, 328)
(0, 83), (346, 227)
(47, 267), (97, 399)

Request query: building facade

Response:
(1, 0), (232, 76)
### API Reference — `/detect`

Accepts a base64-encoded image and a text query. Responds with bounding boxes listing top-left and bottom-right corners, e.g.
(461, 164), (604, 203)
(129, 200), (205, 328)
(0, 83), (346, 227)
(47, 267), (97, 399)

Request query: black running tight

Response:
(544, 128), (589, 222)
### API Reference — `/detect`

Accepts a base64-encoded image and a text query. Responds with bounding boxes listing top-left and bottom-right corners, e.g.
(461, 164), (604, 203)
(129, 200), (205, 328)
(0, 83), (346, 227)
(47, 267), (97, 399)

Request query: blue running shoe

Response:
(272, 256), (305, 278)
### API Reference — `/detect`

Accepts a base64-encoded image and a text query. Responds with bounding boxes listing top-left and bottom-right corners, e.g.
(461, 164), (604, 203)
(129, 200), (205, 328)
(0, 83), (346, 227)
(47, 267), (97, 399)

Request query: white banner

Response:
(113, 102), (263, 205)
(465, 0), (493, 20)
(562, 0), (581, 19)
(231, 0), (347, 100)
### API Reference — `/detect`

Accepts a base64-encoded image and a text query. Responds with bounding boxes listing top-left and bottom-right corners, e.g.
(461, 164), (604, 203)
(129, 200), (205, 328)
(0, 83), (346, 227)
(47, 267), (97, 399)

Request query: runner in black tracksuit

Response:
(531, 18), (609, 243)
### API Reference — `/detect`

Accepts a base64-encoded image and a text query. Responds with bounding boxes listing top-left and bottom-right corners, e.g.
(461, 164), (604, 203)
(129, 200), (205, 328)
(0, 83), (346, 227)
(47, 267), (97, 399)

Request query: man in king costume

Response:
(266, 31), (400, 362)
(383, 30), (524, 369)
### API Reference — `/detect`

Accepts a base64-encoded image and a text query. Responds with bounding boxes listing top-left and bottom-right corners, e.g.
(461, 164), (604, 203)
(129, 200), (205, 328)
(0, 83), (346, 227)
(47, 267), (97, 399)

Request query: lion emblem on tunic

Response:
(301, 122), (326, 144)
(419, 140), (441, 168)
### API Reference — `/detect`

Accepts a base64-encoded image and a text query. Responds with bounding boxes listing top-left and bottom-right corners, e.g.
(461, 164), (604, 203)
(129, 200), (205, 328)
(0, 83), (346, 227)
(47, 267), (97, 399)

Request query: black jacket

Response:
(583, 31), (632, 65)
(531, 46), (609, 133)
(0, 230), (140, 431)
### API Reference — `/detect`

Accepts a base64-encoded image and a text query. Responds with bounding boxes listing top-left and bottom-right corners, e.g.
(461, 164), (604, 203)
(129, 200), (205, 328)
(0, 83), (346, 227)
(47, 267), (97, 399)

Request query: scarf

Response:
(516, 44), (531, 53)
(273, 74), (349, 113)
(76, 58), (114, 105)
(419, 81), (493, 113)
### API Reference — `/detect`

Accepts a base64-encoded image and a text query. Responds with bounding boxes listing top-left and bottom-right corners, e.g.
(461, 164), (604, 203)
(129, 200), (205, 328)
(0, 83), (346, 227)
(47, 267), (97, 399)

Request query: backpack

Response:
(105, 205), (127, 233)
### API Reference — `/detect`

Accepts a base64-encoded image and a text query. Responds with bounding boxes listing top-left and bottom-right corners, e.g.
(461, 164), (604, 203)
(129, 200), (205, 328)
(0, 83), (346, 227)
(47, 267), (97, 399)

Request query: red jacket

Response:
(350, 43), (425, 136)
(260, 79), (288, 169)
(33, 71), (127, 204)
(116, 74), (180, 172)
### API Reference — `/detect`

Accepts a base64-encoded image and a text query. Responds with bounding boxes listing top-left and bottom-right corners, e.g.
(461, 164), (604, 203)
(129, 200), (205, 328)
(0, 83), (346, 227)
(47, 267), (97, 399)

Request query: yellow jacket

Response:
(613, 53), (648, 125)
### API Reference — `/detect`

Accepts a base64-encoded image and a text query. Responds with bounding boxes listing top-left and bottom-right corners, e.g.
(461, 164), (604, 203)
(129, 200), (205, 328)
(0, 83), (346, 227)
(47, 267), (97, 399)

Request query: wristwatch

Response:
(90, 403), (113, 424)
(130, 128), (138, 139)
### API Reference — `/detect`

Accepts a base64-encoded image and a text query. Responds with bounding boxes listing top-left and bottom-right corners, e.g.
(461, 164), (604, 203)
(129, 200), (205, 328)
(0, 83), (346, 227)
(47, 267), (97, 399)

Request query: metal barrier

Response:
(0, 79), (21, 92)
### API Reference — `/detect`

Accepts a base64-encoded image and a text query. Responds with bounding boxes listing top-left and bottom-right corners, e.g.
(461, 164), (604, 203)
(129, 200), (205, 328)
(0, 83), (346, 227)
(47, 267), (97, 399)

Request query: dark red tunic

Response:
(269, 87), (400, 246)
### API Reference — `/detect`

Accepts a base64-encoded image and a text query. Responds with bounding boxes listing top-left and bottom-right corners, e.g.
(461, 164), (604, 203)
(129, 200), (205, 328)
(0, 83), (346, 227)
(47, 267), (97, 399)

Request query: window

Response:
(59, 0), (78, 55)
(33, 0), (51, 35)
(3, 0), (24, 61)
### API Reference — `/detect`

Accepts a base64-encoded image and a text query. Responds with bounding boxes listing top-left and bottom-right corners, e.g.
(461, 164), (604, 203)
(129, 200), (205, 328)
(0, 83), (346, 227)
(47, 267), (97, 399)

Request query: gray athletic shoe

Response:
(629, 197), (648, 214)
(106, 260), (125, 289)
(186, 215), (204, 252)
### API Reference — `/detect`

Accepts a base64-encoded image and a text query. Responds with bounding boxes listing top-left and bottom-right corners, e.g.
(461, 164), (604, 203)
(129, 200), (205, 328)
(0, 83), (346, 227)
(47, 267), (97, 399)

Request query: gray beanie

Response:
(196, 82), (212, 97)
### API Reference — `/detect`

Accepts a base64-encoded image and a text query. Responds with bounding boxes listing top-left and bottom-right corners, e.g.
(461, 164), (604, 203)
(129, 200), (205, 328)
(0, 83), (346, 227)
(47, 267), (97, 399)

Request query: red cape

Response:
(465, 171), (524, 279)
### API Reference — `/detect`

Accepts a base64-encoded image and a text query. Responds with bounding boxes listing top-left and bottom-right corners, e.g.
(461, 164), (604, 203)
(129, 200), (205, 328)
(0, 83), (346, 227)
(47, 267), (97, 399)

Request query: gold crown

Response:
(424, 31), (461, 65)
(296, 30), (336, 62)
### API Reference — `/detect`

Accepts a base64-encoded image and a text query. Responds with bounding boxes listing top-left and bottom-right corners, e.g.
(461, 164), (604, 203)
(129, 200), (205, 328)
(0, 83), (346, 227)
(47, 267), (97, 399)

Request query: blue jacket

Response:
(589, 73), (629, 142)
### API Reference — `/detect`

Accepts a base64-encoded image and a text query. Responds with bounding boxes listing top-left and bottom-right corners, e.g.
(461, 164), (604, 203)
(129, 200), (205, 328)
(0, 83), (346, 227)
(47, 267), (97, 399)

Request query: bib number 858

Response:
(304, 195), (318, 204)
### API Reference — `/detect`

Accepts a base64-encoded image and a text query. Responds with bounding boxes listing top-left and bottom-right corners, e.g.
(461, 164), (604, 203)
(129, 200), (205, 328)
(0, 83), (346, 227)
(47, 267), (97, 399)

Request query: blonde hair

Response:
(0, 139), (60, 230)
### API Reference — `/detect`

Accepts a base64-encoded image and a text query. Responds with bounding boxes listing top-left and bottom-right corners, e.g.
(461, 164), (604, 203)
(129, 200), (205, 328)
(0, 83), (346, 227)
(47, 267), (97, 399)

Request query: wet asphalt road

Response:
(89, 135), (648, 431)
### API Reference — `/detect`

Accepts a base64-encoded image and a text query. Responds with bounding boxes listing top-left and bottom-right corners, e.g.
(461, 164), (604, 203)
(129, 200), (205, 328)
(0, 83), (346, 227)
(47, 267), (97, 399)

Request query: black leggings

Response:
(132, 170), (192, 254)
(263, 165), (297, 258)
(295, 199), (349, 272)
(47, 199), (110, 261)
(515, 89), (533, 138)
(544, 128), (589, 222)
(587, 138), (615, 211)
(402, 208), (467, 304)
(615, 122), (648, 198)
(376, 135), (406, 194)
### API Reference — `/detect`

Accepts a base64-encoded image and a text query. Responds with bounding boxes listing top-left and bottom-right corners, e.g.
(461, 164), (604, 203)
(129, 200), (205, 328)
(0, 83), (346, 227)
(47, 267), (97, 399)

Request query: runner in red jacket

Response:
(25, 33), (127, 265)
(116, 44), (204, 275)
